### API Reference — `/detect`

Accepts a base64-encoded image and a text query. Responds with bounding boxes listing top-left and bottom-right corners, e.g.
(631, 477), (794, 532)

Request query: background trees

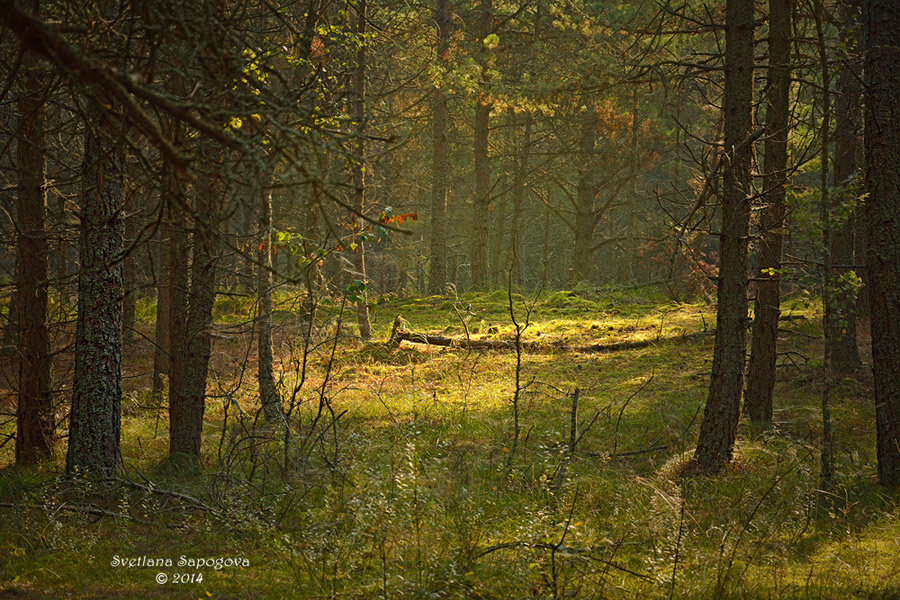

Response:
(0, 0), (894, 484)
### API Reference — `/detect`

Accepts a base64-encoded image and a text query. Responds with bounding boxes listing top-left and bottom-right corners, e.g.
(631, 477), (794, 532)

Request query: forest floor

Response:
(1, 287), (898, 599)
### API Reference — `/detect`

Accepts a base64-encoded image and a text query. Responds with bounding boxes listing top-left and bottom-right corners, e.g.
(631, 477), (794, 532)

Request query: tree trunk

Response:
(470, 0), (492, 289)
(301, 149), (326, 322)
(508, 113), (531, 289)
(745, 0), (790, 424)
(694, 0), (754, 473)
(828, 0), (863, 374)
(66, 115), (124, 477)
(572, 106), (598, 283)
(864, 0), (900, 489)
(428, 0), (450, 295)
(350, 0), (372, 339)
(15, 47), (53, 465)
(121, 197), (137, 345)
(258, 184), (282, 421)
(169, 162), (219, 460)
(152, 192), (174, 396)
(166, 197), (190, 457)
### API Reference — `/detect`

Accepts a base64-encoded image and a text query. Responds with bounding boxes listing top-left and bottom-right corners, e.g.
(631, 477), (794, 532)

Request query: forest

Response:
(1, 0), (900, 597)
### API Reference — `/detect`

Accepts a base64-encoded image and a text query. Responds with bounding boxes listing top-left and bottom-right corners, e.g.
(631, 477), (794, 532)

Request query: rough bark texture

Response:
(169, 165), (218, 460)
(745, 0), (790, 423)
(428, 0), (450, 295)
(166, 200), (190, 455)
(470, 0), (492, 289)
(258, 186), (282, 421)
(572, 107), (598, 283)
(694, 0), (754, 473)
(15, 49), (54, 465)
(864, 0), (900, 489)
(66, 118), (124, 477)
(829, 0), (863, 373)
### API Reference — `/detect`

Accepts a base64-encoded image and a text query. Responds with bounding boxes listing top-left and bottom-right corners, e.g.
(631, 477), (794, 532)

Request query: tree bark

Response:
(66, 115), (124, 477)
(258, 184), (282, 421)
(152, 174), (175, 396)
(15, 47), (54, 465)
(508, 112), (531, 289)
(572, 106), (598, 283)
(350, 0), (372, 339)
(121, 196), (138, 345)
(694, 0), (754, 473)
(745, 0), (790, 424)
(428, 0), (450, 295)
(169, 162), (219, 460)
(828, 0), (863, 374)
(864, 0), (900, 489)
(470, 0), (492, 289)
(302, 149), (326, 322)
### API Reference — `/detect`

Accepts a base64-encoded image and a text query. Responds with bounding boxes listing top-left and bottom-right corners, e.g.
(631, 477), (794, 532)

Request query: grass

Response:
(1, 287), (897, 599)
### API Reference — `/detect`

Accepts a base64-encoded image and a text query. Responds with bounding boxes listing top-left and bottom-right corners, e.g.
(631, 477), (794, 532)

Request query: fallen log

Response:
(387, 315), (713, 354)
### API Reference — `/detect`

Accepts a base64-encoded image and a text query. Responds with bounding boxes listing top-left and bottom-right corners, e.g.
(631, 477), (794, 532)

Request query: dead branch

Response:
(388, 316), (714, 355)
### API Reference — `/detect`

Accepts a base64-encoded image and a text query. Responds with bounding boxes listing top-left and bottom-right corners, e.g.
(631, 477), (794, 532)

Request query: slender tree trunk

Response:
(694, 0), (754, 473)
(572, 106), (598, 283)
(169, 162), (218, 460)
(509, 113), (531, 289)
(55, 192), (68, 299)
(350, 0), (372, 339)
(470, 0), (492, 289)
(491, 176), (507, 282)
(15, 47), (53, 465)
(258, 184), (282, 421)
(167, 197), (191, 457)
(121, 199), (137, 345)
(428, 0), (450, 295)
(626, 88), (640, 283)
(829, 0), (863, 373)
(542, 194), (551, 286)
(66, 115), (124, 477)
(302, 150), (326, 322)
(745, 0), (790, 424)
(813, 0), (834, 487)
(864, 0), (900, 489)
(152, 198), (173, 396)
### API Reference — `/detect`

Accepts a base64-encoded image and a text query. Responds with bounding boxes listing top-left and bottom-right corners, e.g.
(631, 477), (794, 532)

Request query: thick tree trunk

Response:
(694, 0), (754, 473)
(15, 49), (53, 465)
(828, 0), (863, 374)
(745, 0), (790, 424)
(572, 107), (598, 283)
(864, 0), (900, 489)
(428, 0), (450, 295)
(66, 117), (124, 477)
(470, 0), (492, 289)
(258, 185), (282, 421)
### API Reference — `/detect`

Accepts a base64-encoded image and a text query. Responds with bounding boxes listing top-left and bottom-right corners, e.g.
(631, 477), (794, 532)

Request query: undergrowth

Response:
(1, 289), (896, 599)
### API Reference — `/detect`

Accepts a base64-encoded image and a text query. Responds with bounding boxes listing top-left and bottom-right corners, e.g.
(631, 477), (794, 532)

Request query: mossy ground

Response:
(1, 288), (896, 599)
